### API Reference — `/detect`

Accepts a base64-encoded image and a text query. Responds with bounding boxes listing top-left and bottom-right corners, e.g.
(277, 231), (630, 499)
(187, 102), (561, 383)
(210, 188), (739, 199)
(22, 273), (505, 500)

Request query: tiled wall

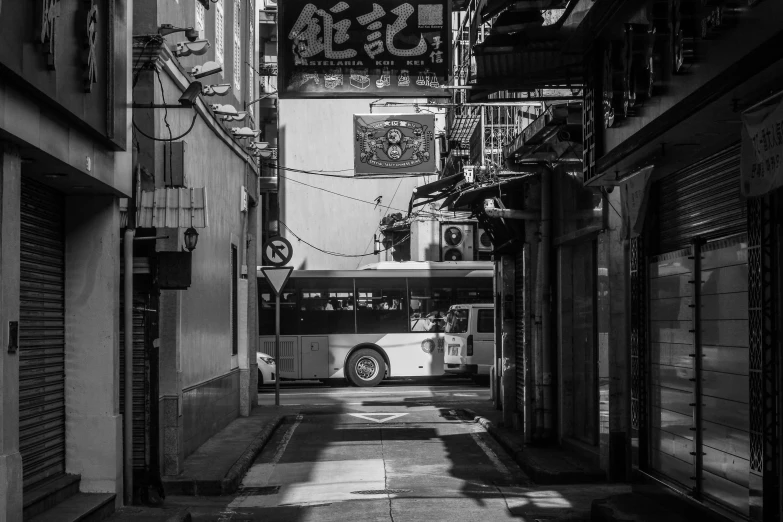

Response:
(182, 369), (240, 458)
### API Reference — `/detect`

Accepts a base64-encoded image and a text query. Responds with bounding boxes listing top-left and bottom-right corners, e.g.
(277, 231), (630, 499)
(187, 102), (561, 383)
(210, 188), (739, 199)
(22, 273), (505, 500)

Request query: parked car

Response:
(442, 304), (494, 383)
(257, 352), (276, 386)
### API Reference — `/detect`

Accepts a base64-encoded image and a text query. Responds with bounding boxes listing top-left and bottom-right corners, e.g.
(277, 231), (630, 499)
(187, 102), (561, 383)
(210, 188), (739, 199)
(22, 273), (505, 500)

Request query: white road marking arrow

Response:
(348, 413), (409, 423)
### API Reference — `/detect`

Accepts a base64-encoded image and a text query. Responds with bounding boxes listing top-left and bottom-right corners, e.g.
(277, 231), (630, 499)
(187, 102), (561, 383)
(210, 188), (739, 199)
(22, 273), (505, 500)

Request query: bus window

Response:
(258, 280), (298, 335)
(299, 278), (355, 334)
(356, 279), (407, 333)
(409, 281), (452, 333)
(444, 309), (469, 333)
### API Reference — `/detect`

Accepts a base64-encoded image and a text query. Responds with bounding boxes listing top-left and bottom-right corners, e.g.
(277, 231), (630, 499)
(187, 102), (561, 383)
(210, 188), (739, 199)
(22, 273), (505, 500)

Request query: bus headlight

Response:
(421, 339), (435, 354)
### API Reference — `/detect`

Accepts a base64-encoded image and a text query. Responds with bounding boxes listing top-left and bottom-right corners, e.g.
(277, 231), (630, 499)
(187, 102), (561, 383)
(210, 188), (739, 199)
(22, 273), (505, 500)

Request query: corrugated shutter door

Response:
(119, 296), (150, 471)
(19, 178), (66, 491)
(657, 144), (744, 253)
(514, 249), (525, 411)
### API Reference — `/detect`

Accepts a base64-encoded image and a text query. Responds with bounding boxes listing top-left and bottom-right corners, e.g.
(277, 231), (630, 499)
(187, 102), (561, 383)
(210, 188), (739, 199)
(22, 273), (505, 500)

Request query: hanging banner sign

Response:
(354, 113), (435, 176)
(741, 98), (783, 197)
(621, 165), (654, 239)
(280, 0), (451, 98)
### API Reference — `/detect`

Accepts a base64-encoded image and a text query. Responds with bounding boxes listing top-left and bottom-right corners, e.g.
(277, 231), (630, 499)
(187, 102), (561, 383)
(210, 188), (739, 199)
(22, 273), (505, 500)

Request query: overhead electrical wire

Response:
(279, 220), (411, 258)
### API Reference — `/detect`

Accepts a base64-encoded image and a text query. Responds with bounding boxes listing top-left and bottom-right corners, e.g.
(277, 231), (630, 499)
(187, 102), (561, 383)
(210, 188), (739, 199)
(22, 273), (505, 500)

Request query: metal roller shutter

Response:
(19, 178), (66, 491)
(657, 144), (744, 253)
(119, 295), (150, 471)
(514, 248), (525, 411)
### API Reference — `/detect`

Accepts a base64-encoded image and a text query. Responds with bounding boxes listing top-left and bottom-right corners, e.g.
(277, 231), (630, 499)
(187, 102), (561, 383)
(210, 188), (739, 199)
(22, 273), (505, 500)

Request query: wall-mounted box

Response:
(163, 141), (187, 188)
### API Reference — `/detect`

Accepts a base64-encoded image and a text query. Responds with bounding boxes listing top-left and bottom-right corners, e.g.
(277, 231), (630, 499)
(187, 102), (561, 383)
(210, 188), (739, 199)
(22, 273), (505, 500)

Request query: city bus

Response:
(257, 261), (493, 387)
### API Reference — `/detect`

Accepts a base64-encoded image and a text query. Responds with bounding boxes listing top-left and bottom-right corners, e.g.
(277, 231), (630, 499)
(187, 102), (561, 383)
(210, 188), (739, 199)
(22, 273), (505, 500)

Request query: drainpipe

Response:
(123, 227), (134, 504)
(540, 166), (553, 439)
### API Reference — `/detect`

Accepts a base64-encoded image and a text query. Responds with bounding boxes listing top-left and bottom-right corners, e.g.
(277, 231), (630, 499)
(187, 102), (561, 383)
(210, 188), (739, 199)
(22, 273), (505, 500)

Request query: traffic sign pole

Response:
(275, 292), (280, 407)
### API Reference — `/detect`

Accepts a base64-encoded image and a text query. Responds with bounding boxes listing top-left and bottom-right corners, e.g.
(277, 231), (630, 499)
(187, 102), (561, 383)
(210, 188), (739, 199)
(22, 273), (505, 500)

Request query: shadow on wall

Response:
(424, 242), (440, 262)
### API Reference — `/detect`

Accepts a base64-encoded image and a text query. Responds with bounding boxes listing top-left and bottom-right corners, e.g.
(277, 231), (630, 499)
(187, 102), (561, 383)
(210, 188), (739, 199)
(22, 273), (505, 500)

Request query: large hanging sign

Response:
(280, 0), (450, 98)
(353, 113), (435, 175)
(741, 98), (783, 197)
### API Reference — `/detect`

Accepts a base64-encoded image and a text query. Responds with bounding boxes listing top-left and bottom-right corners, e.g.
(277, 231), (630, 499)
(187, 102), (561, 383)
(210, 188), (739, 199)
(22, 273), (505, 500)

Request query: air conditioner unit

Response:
(441, 224), (474, 261)
(477, 228), (493, 260)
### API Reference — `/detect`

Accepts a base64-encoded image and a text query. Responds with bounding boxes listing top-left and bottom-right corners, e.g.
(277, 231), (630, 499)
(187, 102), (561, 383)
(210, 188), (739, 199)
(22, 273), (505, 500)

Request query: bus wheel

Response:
(346, 349), (385, 387)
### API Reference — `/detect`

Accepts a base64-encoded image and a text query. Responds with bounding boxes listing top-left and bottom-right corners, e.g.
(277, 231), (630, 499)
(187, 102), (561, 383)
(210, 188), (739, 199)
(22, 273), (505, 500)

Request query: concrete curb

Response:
(164, 415), (285, 496)
(220, 415), (285, 495)
(461, 408), (605, 485)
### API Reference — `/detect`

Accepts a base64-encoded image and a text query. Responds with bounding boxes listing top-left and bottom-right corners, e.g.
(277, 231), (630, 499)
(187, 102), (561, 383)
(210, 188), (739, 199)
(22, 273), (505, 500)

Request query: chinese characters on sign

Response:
(741, 98), (783, 197)
(84, 1), (99, 92)
(354, 114), (435, 176)
(40, 0), (61, 69)
(281, 0), (450, 97)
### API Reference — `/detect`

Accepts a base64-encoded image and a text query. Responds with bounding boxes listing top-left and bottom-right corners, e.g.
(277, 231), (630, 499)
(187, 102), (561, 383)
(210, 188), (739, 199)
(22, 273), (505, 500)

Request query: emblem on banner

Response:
(355, 119), (432, 169)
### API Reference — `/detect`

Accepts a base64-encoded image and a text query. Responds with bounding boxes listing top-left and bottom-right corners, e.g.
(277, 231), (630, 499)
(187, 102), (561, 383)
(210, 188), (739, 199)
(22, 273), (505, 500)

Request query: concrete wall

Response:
(65, 196), (122, 494)
(0, 145), (23, 522)
(278, 98), (437, 270)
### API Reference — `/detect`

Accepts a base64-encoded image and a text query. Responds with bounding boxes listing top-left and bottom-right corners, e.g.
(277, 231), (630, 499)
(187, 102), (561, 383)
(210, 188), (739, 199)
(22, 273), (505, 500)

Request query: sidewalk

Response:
(106, 405), (295, 522)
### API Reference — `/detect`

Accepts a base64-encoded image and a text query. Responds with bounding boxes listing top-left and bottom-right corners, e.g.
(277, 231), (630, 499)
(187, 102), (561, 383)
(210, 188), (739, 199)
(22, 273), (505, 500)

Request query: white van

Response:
(442, 303), (494, 380)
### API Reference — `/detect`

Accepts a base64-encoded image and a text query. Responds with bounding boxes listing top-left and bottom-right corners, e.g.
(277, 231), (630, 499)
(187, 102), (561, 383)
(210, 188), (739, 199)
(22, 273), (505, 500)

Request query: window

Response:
(215, 0), (224, 65)
(195, 1), (205, 39)
(299, 278), (355, 334)
(231, 244), (238, 355)
(444, 309), (469, 334)
(233, 0), (241, 91)
(408, 280), (452, 333)
(247, 7), (255, 118)
(477, 309), (494, 333)
(258, 280), (298, 335)
(357, 279), (407, 333)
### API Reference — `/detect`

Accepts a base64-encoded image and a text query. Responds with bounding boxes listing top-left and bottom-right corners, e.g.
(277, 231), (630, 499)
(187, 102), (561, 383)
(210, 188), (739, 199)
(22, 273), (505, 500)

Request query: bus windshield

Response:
(444, 309), (469, 333)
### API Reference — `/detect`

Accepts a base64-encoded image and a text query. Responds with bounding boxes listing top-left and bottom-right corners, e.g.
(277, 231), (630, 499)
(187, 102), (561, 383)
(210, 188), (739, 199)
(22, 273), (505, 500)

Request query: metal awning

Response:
(503, 103), (580, 159)
(451, 173), (538, 209)
(408, 173), (465, 214)
(136, 187), (208, 228)
(449, 114), (480, 148)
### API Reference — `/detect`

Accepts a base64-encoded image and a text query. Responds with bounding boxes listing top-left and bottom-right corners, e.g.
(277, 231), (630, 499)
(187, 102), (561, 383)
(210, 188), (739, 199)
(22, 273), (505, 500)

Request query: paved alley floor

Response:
(160, 379), (627, 522)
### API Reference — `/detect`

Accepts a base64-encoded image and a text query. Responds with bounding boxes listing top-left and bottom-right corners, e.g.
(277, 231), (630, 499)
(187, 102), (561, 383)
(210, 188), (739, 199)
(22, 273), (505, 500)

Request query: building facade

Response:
(409, 0), (783, 521)
(129, 0), (263, 503)
(0, 0), (134, 519)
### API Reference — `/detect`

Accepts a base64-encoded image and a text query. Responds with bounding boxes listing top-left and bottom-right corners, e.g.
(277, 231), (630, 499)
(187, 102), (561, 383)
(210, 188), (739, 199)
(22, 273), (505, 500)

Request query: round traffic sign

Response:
(263, 236), (293, 267)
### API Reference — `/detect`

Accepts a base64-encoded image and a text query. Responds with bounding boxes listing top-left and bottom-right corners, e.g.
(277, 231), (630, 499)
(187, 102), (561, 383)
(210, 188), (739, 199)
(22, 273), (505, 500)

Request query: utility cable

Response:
(279, 220), (411, 258)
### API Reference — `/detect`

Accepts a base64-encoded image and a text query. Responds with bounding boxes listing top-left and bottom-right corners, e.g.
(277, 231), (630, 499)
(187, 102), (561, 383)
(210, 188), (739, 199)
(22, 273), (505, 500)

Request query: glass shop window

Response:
(356, 279), (407, 333)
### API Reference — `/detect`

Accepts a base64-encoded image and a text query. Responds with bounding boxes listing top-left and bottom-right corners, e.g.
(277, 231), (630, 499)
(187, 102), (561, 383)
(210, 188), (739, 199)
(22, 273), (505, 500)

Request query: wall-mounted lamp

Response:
(132, 81), (202, 109)
(231, 127), (260, 139)
(248, 141), (269, 150)
(192, 61), (223, 79)
(174, 39), (210, 57)
(211, 103), (239, 117)
(223, 111), (248, 122)
(202, 84), (232, 96)
(158, 24), (199, 42)
(183, 227), (199, 252)
(253, 148), (277, 159)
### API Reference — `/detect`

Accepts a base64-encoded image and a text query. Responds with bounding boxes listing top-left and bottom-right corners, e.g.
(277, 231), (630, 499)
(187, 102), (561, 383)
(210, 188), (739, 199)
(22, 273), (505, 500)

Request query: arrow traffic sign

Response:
(260, 266), (293, 296)
(263, 236), (293, 267)
(348, 413), (409, 424)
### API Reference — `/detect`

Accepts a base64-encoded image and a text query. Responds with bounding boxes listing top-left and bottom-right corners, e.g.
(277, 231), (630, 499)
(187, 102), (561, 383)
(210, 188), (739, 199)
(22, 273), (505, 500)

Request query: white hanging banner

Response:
(741, 97), (783, 197)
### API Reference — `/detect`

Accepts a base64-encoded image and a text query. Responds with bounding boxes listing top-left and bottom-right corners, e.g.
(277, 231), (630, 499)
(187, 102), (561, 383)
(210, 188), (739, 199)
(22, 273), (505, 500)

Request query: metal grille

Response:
(514, 249), (525, 412)
(582, 48), (601, 184)
(19, 178), (66, 491)
(657, 145), (745, 253)
(279, 339), (297, 374)
(629, 236), (646, 465)
(746, 194), (779, 520)
(119, 297), (150, 470)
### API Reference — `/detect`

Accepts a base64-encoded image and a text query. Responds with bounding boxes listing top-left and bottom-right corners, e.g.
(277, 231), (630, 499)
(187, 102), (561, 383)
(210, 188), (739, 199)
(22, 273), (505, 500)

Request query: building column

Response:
(158, 285), (183, 477)
(499, 254), (516, 428)
(64, 195), (123, 495)
(0, 144), (23, 522)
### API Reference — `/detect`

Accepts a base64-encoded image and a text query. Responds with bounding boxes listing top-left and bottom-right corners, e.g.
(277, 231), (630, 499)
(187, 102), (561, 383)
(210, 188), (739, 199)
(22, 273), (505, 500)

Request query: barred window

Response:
(233, 0), (241, 91)
(195, 1), (205, 39)
(215, 0), (224, 65)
